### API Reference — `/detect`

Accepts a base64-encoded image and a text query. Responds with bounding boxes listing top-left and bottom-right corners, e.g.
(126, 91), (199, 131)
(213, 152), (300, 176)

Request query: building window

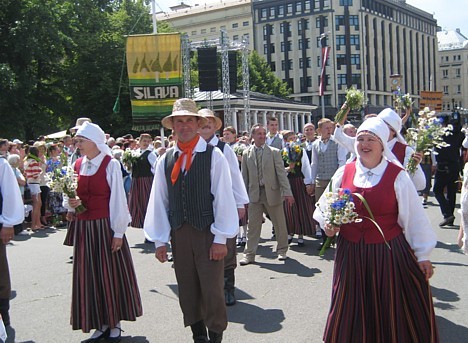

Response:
(233, 35), (239, 41)
(298, 38), (310, 50)
(350, 54), (360, 66)
(350, 35), (360, 49)
(301, 96), (313, 103)
(349, 15), (359, 29)
(340, 0), (353, 5)
(295, 1), (302, 13)
(270, 61), (276, 71)
(243, 21), (249, 26)
(443, 86), (449, 95)
(337, 74), (347, 88)
(442, 70), (448, 79)
(336, 35), (346, 49)
(457, 85), (462, 94)
(305, 1), (311, 11)
(455, 68), (461, 78)
(351, 74), (361, 88)
(260, 8), (267, 19)
(269, 7), (276, 18)
(299, 57), (312, 68)
(232, 23), (238, 29)
(210, 27), (216, 33)
(338, 94), (347, 106)
(191, 30), (197, 35)
(316, 16), (328, 28)
(278, 5), (285, 17)
(220, 25), (226, 30)
(300, 76), (312, 88)
(201, 29), (206, 34)
(281, 60), (293, 71)
(335, 15), (345, 30)
(287, 3), (293, 14)
(316, 36), (329, 47)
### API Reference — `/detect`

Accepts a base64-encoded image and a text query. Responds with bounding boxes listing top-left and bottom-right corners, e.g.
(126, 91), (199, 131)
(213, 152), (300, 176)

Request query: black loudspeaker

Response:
(198, 47), (218, 91)
(227, 51), (238, 94)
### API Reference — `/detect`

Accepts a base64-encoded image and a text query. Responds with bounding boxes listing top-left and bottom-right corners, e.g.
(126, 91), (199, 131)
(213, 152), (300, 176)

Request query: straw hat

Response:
(71, 117), (92, 130)
(161, 98), (207, 130)
(198, 108), (223, 131)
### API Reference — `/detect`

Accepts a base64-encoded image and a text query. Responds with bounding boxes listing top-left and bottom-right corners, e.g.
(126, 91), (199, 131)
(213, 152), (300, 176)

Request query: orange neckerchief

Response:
(171, 135), (200, 185)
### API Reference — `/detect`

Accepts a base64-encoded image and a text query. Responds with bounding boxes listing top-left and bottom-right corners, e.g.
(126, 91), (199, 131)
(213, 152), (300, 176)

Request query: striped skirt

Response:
(283, 176), (316, 236)
(324, 234), (438, 343)
(128, 176), (153, 228)
(70, 218), (143, 332)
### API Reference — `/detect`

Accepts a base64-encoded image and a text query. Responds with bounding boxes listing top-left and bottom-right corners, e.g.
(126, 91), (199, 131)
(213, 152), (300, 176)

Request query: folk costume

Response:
(64, 122), (142, 335)
(128, 147), (155, 228)
(314, 118), (438, 343)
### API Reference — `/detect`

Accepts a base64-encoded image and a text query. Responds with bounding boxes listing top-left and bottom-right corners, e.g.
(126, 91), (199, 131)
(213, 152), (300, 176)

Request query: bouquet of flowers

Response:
(122, 149), (140, 170)
(316, 188), (359, 256)
(47, 166), (86, 214)
(393, 86), (413, 111)
(335, 87), (368, 124)
(405, 107), (452, 174)
(233, 144), (246, 157)
(282, 141), (302, 173)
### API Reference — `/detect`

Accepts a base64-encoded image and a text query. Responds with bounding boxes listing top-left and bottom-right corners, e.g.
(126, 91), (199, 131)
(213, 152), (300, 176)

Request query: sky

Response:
(157, 0), (468, 36)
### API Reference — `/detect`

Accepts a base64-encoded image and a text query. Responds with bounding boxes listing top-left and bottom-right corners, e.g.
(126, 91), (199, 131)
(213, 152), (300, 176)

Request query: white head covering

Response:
(377, 108), (406, 144)
(355, 117), (403, 168)
(76, 122), (112, 156)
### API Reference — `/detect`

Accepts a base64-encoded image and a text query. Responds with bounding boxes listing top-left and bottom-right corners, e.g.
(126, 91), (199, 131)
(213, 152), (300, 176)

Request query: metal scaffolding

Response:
(220, 30), (231, 126)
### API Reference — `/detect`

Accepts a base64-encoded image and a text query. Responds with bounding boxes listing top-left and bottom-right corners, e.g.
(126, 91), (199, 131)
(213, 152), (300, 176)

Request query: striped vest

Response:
(313, 139), (339, 180)
(165, 145), (214, 231)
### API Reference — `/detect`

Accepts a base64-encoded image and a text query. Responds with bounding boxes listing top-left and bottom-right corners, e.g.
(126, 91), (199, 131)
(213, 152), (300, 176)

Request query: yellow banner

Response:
(126, 33), (182, 130)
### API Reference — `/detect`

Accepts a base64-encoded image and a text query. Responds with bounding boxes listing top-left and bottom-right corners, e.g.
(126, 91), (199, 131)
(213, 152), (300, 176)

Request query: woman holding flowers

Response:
(313, 117), (438, 342)
(64, 122), (142, 342)
(281, 131), (315, 246)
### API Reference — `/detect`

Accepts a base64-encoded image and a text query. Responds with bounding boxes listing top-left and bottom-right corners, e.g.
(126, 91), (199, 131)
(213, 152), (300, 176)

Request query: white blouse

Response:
(64, 152), (131, 238)
(313, 158), (437, 262)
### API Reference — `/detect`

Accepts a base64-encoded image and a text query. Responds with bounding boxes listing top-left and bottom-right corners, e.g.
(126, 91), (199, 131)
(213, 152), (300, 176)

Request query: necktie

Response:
(256, 147), (264, 186)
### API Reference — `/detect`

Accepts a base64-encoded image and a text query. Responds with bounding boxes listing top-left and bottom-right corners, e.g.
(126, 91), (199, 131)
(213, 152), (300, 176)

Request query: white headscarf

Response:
(377, 108), (407, 144)
(76, 122), (112, 156)
(355, 117), (403, 168)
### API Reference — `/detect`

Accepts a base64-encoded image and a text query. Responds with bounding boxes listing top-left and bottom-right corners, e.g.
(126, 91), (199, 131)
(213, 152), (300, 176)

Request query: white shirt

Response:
(0, 158), (24, 227)
(64, 152), (131, 238)
(310, 137), (348, 183)
(313, 158), (437, 262)
(208, 136), (249, 208)
(144, 137), (239, 248)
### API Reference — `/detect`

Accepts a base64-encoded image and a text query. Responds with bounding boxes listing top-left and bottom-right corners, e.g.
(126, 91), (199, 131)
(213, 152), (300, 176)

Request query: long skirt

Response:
(128, 176), (153, 228)
(283, 176), (316, 236)
(324, 234), (438, 343)
(69, 218), (142, 332)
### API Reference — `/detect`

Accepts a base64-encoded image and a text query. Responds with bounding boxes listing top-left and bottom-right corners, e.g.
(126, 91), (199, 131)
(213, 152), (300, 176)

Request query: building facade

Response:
(437, 29), (468, 114)
(252, 0), (438, 115)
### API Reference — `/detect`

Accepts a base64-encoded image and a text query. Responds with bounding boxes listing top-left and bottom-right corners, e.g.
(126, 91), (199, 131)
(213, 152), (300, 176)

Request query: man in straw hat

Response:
(144, 99), (238, 343)
(198, 108), (249, 306)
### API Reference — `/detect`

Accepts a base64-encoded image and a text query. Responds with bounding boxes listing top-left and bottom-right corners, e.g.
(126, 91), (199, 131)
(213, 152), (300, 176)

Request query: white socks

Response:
(89, 325), (109, 339)
(109, 322), (121, 338)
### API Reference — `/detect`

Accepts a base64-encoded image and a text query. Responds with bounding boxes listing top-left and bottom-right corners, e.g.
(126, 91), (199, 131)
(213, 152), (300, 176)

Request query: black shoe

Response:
(191, 320), (208, 343)
(81, 328), (110, 343)
(439, 216), (455, 227)
(208, 330), (223, 343)
(288, 237), (293, 244)
(225, 289), (236, 306)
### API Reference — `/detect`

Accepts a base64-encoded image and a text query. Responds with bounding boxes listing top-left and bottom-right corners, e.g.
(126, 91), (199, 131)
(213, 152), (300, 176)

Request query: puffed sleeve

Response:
(404, 145), (426, 191)
(0, 160), (24, 227)
(107, 159), (131, 237)
(394, 170), (437, 261)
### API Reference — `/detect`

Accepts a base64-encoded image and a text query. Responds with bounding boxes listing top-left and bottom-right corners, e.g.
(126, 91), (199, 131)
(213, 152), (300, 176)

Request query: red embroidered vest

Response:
(340, 161), (403, 244)
(75, 155), (111, 220)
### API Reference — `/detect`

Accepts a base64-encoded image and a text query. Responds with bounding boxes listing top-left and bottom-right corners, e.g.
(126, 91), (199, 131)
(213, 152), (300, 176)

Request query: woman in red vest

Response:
(65, 122), (142, 342)
(314, 117), (438, 343)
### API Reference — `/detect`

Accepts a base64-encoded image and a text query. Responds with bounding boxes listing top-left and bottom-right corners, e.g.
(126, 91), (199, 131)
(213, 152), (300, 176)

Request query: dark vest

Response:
(165, 145), (214, 231)
(216, 140), (226, 153)
(132, 150), (153, 178)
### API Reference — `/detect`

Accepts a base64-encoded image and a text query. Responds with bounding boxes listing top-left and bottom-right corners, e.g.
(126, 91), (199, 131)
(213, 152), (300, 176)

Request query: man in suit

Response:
(240, 124), (294, 265)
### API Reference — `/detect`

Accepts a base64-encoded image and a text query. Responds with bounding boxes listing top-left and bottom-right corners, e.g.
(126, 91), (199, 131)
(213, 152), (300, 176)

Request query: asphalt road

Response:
(4, 194), (468, 343)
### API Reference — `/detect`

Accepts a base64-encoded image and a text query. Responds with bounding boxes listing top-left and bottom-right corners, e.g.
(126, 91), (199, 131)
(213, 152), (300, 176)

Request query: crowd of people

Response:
(1, 98), (468, 342)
